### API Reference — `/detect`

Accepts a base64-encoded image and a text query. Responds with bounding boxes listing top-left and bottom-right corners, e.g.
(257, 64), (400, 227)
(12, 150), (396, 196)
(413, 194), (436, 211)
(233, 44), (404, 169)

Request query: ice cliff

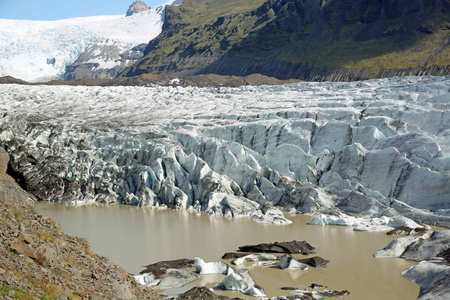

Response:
(0, 76), (449, 226)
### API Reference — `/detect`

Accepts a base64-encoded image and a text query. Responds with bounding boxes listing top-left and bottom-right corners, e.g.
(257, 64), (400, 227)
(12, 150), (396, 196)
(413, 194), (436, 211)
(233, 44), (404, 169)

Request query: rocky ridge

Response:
(0, 76), (449, 227)
(127, 1), (151, 17)
(0, 147), (161, 299)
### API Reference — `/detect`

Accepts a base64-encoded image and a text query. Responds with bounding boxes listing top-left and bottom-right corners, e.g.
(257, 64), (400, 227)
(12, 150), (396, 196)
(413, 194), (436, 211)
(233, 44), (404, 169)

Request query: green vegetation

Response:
(0, 286), (55, 300)
(124, 0), (450, 79)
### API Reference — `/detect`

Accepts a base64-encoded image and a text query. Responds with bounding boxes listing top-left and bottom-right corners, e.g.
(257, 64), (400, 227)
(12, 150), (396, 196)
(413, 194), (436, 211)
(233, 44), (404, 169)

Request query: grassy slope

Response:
(126, 0), (450, 79)
(128, 0), (268, 72)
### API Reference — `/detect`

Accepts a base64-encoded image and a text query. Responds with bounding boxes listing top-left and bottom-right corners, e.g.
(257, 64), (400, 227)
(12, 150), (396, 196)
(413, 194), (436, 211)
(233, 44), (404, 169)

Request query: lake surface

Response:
(35, 203), (419, 300)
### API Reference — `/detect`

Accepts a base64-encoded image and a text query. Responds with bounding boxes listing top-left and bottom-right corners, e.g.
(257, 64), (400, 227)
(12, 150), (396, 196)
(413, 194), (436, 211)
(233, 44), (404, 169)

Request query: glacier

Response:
(0, 0), (178, 82)
(0, 76), (449, 226)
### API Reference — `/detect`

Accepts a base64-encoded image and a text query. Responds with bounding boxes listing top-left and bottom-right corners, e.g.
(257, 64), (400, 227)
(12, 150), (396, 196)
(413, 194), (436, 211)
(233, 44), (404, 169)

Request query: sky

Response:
(0, 0), (168, 20)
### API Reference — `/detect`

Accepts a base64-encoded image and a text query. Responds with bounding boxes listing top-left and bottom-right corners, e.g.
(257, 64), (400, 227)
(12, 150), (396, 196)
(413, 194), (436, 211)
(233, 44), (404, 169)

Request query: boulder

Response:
(298, 256), (329, 268)
(35, 244), (58, 267)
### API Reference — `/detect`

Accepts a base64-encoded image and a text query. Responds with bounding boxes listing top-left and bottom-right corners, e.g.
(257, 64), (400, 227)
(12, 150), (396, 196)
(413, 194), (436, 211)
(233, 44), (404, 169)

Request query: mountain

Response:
(126, 1), (151, 17)
(123, 0), (450, 81)
(0, 0), (180, 82)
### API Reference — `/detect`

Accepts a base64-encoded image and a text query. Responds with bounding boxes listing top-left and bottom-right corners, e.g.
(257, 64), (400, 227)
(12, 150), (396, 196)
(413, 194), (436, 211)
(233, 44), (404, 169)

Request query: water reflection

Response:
(35, 203), (419, 300)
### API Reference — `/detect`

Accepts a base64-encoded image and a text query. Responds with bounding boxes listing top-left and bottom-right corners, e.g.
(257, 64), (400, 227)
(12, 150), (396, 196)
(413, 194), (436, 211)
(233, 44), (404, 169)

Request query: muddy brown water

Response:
(35, 203), (419, 300)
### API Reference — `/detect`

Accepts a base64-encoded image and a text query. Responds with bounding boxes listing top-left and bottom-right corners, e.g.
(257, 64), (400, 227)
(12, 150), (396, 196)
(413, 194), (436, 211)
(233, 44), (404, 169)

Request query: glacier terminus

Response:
(0, 76), (449, 229)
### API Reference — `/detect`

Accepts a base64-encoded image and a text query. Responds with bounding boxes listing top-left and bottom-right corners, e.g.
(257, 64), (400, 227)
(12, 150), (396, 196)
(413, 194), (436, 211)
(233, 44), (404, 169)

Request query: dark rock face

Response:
(123, 0), (450, 81)
(238, 240), (315, 255)
(126, 1), (150, 17)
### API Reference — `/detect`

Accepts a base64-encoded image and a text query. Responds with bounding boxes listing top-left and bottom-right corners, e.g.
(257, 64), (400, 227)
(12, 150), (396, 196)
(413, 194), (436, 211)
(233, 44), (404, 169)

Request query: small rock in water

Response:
(310, 283), (327, 289)
(280, 286), (298, 290)
(298, 256), (329, 268)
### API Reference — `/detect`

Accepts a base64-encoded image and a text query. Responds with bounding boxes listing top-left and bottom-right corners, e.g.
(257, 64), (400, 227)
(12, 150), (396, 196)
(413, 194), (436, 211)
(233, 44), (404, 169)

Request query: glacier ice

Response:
(0, 0), (177, 81)
(213, 268), (266, 297)
(231, 253), (278, 266)
(278, 255), (309, 270)
(0, 76), (449, 226)
(193, 257), (232, 275)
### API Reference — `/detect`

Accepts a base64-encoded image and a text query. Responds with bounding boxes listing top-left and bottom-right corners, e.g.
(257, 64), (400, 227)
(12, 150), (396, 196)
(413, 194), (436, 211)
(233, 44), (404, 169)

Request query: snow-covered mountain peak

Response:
(0, 0), (178, 82)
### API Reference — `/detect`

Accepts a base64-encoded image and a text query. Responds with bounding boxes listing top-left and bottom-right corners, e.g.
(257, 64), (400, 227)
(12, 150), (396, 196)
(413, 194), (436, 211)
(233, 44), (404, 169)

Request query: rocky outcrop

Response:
(123, 0), (450, 81)
(126, 1), (151, 17)
(64, 44), (148, 80)
(0, 147), (160, 299)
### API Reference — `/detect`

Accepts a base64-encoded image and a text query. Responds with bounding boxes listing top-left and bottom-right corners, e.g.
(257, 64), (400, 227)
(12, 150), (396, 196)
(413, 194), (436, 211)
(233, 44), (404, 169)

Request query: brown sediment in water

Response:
(35, 203), (420, 300)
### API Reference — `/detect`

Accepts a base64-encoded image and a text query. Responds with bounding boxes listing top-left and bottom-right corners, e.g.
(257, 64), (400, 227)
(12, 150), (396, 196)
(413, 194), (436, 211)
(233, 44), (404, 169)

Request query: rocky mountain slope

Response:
(123, 0), (450, 81)
(127, 1), (151, 17)
(0, 76), (449, 228)
(0, 0), (179, 82)
(0, 147), (161, 299)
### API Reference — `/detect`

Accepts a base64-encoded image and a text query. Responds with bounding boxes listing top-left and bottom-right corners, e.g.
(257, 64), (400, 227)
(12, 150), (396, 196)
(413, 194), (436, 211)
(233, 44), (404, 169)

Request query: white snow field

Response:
(0, 0), (176, 82)
(0, 76), (449, 226)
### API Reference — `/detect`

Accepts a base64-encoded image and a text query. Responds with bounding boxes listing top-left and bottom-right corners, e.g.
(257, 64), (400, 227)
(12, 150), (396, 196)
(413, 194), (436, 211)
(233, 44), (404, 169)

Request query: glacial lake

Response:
(35, 203), (420, 300)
